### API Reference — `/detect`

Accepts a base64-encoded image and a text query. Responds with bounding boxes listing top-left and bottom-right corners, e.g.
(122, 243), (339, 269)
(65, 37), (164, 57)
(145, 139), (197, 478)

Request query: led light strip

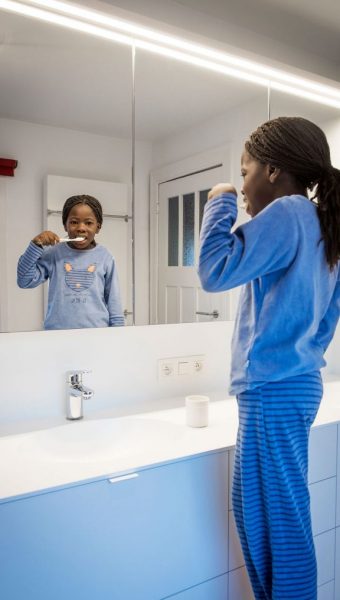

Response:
(1, 0), (340, 109)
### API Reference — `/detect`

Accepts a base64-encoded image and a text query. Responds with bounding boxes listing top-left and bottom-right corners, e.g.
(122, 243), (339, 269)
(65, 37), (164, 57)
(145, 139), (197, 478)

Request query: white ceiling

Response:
(0, 3), (339, 141)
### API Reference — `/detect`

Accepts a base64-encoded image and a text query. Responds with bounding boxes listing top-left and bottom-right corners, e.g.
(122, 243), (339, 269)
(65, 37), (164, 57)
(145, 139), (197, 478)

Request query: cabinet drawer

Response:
(229, 566), (254, 600)
(315, 529), (336, 587)
(169, 574), (228, 600)
(335, 527), (340, 600)
(318, 580), (334, 600)
(228, 510), (244, 571)
(337, 425), (340, 527)
(0, 451), (228, 600)
(310, 477), (336, 536)
(309, 424), (337, 484)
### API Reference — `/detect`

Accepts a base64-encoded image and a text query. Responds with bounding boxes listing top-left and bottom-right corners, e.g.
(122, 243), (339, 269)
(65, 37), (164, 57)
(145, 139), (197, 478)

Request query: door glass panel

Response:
(199, 189), (209, 232)
(168, 195), (179, 266)
(183, 192), (195, 266)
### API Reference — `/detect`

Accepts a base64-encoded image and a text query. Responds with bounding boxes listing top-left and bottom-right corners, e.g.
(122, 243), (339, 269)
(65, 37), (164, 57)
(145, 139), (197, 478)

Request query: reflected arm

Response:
(104, 256), (125, 327)
(17, 241), (49, 288)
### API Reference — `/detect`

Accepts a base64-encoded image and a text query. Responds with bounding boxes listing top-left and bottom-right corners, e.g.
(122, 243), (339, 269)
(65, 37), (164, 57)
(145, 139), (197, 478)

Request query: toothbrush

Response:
(58, 236), (85, 243)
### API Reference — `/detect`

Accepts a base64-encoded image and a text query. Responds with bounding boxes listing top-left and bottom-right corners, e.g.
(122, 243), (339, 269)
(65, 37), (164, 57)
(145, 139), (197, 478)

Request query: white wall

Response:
(0, 118), (152, 330)
(0, 318), (338, 432)
(0, 321), (234, 429)
(322, 116), (340, 377)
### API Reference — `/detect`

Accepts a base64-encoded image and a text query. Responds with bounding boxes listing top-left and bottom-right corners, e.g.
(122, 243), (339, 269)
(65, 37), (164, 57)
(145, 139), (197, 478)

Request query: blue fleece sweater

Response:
(198, 193), (340, 395)
(17, 242), (125, 330)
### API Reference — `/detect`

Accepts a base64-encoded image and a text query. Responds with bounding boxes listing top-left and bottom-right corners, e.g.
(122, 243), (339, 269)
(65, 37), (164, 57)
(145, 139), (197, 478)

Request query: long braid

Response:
(245, 117), (340, 269)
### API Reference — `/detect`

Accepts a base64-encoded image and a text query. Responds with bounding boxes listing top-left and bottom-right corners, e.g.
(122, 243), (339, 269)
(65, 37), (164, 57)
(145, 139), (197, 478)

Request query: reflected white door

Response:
(158, 168), (231, 324)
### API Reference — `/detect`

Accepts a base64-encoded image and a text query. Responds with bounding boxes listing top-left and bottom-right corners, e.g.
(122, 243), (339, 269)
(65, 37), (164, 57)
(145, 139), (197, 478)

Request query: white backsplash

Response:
(0, 322), (234, 425)
(1, 320), (338, 429)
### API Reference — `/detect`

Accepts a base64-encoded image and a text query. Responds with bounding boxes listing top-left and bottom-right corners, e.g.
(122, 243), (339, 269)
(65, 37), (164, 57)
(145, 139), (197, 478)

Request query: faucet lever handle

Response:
(67, 369), (92, 384)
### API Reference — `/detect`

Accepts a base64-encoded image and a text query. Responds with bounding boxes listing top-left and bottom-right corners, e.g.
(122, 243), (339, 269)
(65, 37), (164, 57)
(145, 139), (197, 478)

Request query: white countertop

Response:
(1, 380), (340, 502)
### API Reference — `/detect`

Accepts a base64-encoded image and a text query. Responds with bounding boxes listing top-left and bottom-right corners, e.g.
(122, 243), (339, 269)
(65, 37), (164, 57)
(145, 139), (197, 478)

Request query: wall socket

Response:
(158, 355), (205, 379)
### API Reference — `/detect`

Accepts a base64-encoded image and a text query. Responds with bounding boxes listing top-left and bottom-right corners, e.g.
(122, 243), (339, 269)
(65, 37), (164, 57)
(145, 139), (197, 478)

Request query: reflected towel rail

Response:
(47, 209), (132, 222)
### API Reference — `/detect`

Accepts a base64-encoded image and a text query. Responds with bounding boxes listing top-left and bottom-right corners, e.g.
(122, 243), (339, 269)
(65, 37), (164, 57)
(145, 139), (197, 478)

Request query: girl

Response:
(198, 117), (340, 600)
(17, 194), (124, 330)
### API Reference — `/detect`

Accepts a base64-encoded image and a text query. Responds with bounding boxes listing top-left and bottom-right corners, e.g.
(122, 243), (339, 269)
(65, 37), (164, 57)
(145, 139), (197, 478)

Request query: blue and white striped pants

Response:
(232, 372), (323, 600)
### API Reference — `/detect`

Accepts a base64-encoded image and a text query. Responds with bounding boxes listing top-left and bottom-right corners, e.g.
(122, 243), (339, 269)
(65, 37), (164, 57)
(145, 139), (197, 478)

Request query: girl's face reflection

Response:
(65, 204), (101, 250)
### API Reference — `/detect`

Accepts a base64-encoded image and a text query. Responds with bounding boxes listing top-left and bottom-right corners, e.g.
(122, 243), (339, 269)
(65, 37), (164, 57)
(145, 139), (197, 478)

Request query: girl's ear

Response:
(96, 223), (101, 233)
(267, 164), (281, 183)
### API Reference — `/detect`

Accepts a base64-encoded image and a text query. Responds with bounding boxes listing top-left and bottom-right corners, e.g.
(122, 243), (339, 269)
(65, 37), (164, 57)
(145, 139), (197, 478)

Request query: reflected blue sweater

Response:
(198, 193), (340, 395)
(17, 242), (124, 330)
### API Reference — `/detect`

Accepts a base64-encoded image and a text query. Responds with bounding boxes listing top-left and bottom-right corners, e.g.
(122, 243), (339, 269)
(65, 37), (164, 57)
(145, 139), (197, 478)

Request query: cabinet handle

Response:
(108, 473), (139, 484)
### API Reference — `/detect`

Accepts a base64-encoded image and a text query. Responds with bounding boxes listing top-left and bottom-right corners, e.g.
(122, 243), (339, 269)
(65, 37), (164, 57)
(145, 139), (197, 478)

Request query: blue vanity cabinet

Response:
(0, 450), (229, 600)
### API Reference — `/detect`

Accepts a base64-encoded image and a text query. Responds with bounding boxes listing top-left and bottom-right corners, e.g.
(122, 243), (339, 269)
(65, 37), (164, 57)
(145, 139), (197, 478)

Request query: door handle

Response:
(196, 310), (219, 319)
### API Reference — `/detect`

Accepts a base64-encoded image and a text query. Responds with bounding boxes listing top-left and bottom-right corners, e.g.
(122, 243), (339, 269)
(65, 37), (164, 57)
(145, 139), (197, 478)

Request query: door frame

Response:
(149, 144), (231, 324)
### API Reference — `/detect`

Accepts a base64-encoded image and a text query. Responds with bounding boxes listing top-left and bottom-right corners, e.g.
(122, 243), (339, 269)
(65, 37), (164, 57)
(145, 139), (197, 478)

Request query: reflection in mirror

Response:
(0, 10), (133, 332)
(269, 89), (340, 131)
(135, 49), (269, 324)
(268, 90), (340, 289)
(269, 89), (340, 184)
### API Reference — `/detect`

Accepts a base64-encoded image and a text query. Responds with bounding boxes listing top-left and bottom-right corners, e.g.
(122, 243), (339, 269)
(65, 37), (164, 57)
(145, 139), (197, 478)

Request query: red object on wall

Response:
(0, 158), (18, 177)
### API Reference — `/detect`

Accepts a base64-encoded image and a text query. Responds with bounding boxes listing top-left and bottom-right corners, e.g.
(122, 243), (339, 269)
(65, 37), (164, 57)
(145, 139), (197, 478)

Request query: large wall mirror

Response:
(268, 89), (340, 125)
(134, 49), (269, 325)
(0, 9), (133, 332)
(1, 5), (339, 332)
(268, 89), (340, 166)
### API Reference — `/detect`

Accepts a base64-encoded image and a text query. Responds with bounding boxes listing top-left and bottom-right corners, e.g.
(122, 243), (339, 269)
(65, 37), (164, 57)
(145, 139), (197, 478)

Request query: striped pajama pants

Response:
(232, 372), (323, 600)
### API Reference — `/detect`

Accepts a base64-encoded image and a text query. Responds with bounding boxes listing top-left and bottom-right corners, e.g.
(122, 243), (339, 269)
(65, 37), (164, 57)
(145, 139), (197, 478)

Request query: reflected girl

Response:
(17, 195), (124, 330)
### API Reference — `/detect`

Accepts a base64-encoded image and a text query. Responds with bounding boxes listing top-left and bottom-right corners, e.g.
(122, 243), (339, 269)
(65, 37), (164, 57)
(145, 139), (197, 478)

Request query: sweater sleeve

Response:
(104, 257), (125, 327)
(198, 193), (299, 292)
(17, 242), (49, 289)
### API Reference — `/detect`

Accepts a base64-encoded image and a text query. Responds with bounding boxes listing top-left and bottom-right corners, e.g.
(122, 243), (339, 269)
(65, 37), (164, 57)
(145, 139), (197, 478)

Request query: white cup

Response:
(185, 395), (209, 428)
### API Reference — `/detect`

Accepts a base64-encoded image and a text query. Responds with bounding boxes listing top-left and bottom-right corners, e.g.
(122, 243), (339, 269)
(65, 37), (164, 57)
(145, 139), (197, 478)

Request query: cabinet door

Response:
(0, 451), (228, 600)
(171, 573), (228, 599)
(335, 527), (340, 600)
(308, 423), (337, 484)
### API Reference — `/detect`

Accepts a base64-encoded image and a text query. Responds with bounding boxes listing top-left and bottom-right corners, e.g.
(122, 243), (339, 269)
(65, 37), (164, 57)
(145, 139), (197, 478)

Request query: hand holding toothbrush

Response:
(32, 231), (84, 247)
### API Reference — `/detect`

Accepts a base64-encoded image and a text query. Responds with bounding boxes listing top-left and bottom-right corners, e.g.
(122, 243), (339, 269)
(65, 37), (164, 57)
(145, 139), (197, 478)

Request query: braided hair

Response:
(245, 116), (340, 269)
(62, 195), (103, 226)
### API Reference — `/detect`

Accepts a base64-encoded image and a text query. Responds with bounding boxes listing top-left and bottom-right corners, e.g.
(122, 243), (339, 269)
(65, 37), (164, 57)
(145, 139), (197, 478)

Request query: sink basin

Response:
(17, 417), (184, 463)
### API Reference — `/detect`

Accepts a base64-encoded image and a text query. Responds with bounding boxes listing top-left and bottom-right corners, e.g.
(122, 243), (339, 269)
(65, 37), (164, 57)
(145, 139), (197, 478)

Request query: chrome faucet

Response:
(66, 370), (94, 420)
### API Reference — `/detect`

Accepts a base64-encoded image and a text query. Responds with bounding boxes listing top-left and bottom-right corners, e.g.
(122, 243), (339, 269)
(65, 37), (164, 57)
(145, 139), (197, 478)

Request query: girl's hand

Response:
(32, 231), (60, 247)
(208, 183), (237, 201)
